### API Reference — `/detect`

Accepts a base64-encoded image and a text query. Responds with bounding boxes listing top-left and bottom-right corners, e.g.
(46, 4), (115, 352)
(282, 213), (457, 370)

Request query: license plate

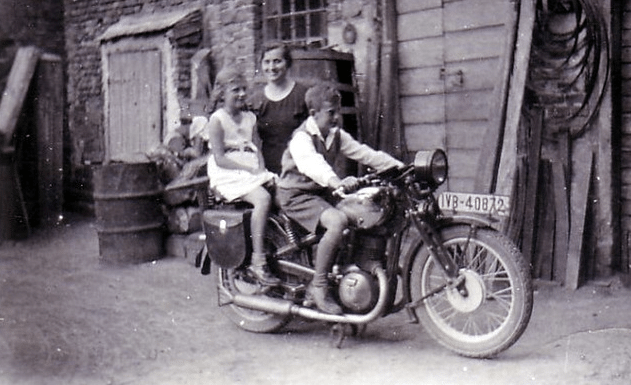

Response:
(438, 192), (510, 217)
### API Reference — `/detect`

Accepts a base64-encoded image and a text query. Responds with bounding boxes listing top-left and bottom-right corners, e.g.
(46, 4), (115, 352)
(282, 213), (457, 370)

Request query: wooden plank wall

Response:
(397, 0), (446, 155)
(621, 1), (631, 272)
(106, 49), (163, 162)
(36, 54), (64, 225)
(396, 0), (516, 192)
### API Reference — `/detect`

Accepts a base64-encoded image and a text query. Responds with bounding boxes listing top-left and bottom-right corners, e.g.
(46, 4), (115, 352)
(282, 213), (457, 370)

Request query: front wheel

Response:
(409, 225), (533, 358)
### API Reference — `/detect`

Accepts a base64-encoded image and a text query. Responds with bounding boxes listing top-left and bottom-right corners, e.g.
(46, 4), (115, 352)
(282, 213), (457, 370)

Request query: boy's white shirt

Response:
(288, 116), (404, 188)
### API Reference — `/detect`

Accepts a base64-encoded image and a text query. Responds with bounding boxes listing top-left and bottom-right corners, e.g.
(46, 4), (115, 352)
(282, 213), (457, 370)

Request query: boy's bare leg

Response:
(242, 187), (280, 285)
(308, 208), (347, 314)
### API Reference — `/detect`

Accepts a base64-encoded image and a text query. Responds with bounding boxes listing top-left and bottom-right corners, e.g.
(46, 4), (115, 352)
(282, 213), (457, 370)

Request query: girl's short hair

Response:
(210, 66), (247, 109)
(305, 84), (341, 111)
(260, 40), (293, 68)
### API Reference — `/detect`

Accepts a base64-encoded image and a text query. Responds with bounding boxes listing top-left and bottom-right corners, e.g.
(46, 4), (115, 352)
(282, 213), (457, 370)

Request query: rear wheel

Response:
(217, 266), (290, 333)
(217, 217), (297, 333)
(409, 225), (533, 357)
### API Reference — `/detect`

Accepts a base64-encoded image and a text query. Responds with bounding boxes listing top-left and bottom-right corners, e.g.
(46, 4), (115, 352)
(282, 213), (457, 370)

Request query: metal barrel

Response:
(93, 162), (165, 263)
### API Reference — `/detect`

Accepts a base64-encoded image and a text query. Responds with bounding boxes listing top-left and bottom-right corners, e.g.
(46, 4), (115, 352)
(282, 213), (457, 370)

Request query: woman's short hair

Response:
(260, 40), (292, 68)
(305, 84), (341, 112)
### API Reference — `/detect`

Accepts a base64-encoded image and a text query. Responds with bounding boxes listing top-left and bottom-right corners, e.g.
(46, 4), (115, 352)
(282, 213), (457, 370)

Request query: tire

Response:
(409, 224), (533, 358)
(217, 266), (290, 333)
(217, 217), (297, 333)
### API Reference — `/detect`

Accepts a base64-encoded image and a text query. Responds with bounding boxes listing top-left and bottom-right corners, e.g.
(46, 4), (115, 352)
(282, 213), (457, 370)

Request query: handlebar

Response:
(331, 165), (411, 198)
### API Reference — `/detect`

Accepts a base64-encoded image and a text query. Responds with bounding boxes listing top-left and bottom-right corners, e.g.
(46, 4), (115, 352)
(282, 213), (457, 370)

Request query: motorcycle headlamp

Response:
(413, 150), (448, 187)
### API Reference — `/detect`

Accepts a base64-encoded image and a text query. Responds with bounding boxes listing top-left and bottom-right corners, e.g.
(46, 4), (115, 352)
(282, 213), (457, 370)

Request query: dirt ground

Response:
(1, 212), (631, 385)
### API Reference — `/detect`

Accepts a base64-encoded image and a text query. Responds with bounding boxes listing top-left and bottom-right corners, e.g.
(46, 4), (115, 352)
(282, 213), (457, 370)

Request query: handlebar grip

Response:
(332, 186), (347, 198)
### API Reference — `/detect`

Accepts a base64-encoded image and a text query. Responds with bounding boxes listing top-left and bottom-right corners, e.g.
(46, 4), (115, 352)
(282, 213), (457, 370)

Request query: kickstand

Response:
(330, 323), (366, 349)
(330, 323), (347, 349)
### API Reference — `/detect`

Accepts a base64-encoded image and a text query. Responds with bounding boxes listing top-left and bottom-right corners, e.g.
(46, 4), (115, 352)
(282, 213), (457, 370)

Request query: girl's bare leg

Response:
(241, 186), (280, 285)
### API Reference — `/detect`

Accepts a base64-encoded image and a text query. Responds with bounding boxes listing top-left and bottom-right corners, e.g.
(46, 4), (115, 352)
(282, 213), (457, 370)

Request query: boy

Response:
(276, 84), (404, 314)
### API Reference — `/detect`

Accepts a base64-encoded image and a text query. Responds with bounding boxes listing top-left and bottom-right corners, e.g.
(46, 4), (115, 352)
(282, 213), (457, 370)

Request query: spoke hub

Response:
(446, 269), (486, 313)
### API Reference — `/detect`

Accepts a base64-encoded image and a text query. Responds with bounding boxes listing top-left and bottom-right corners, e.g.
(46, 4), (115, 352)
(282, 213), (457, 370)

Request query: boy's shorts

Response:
(276, 187), (333, 233)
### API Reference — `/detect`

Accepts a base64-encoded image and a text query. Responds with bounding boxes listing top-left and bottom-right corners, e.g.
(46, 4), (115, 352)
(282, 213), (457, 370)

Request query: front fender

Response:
(434, 213), (500, 229)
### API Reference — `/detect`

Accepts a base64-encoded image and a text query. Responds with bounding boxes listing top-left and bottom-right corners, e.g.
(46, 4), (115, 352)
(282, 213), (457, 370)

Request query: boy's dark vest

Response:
(277, 122), (341, 192)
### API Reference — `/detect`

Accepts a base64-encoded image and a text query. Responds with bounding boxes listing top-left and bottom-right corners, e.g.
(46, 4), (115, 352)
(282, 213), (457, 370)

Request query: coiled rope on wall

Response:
(527, 0), (609, 139)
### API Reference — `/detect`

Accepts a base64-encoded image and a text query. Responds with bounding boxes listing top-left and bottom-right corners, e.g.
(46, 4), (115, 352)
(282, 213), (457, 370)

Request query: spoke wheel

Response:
(410, 225), (533, 357)
(217, 266), (289, 333)
(216, 217), (300, 333)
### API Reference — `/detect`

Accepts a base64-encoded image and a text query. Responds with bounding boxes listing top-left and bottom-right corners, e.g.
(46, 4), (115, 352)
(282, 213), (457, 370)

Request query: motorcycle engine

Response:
(337, 269), (379, 314)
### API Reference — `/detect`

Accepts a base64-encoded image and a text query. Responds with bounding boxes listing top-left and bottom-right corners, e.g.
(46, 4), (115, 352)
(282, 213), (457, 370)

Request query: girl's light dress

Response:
(206, 108), (275, 202)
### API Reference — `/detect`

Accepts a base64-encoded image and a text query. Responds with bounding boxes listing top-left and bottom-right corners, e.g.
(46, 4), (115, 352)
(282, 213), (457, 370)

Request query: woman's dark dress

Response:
(249, 82), (309, 175)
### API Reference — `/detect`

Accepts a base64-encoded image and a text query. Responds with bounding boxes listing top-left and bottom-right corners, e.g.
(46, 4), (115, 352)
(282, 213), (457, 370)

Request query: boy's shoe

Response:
(248, 264), (281, 286)
(306, 284), (343, 315)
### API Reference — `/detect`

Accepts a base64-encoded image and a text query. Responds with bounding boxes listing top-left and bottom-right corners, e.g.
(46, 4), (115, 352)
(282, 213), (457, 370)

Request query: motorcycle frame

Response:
(263, 192), (497, 320)
(211, 175), (502, 323)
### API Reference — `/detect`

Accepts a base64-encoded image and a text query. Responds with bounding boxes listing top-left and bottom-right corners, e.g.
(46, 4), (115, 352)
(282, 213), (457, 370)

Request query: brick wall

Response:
(63, 0), (259, 210)
(0, 0), (64, 102)
(205, 0), (260, 78)
(64, 0), (206, 164)
(62, 0), (381, 211)
(620, 1), (631, 271)
(0, 0), (64, 55)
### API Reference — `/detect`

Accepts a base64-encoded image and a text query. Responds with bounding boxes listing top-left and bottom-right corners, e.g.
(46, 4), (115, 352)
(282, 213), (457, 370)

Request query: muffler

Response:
(229, 267), (389, 324)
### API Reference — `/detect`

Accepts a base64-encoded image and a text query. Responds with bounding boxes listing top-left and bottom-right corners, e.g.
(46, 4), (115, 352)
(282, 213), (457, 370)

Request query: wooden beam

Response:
(495, 0), (536, 197)
(552, 131), (570, 284)
(190, 48), (212, 100)
(475, 0), (519, 192)
(36, 54), (64, 225)
(0, 46), (40, 148)
(520, 110), (544, 264)
(566, 140), (594, 290)
(593, 0), (615, 277)
(534, 160), (555, 280)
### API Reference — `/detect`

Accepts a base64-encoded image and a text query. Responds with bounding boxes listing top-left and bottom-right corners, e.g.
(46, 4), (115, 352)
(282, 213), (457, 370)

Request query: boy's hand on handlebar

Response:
(340, 176), (359, 191)
(329, 175), (359, 197)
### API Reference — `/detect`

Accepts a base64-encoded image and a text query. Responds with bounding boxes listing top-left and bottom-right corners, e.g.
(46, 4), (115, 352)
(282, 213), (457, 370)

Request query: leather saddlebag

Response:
(202, 208), (252, 269)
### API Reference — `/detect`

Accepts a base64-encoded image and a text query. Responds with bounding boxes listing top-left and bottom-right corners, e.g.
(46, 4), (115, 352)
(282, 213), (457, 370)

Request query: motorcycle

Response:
(200, 149), (533, 358)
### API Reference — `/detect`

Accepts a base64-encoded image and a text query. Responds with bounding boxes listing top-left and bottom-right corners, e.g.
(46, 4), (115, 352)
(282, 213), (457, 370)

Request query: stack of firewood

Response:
(148, 127), (209, 236)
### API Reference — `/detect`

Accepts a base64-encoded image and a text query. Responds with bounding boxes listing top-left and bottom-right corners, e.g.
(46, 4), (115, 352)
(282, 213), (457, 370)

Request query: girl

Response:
(206, 66), (279, 286)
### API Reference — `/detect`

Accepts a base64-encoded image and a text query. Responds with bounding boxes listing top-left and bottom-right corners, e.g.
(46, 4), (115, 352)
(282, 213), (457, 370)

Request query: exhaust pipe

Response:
(230, 267), (389, 324)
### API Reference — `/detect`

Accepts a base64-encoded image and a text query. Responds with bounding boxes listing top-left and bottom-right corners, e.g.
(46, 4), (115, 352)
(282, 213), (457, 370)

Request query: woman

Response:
(249, 41), (309, 175)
